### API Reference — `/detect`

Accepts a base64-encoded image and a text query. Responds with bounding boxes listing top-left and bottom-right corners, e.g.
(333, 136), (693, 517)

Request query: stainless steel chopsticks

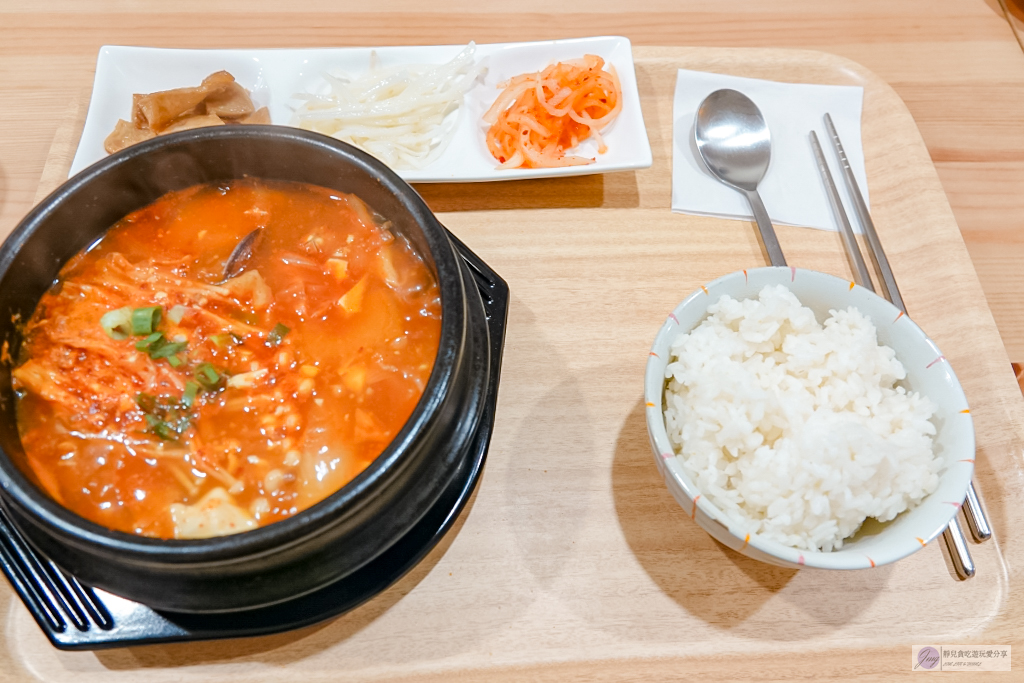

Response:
(809, 132), (873, 289)
(809, 126), (982, 580)
(822, 114), (993, 546)
(822, 115), (904, 311)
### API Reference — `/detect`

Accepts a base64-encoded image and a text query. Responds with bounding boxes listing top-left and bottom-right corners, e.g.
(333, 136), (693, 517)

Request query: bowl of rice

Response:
(644, 267), (975, 570)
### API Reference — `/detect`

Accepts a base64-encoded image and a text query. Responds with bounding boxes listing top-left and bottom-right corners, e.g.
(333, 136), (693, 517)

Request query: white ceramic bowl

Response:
(644, 267), (975, 570)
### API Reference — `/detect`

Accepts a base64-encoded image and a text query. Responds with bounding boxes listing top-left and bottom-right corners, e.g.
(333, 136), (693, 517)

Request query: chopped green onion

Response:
(150, 341), (187, 360)
(135, 332), (164, 352)
(136, 392), (193, 441)
(135, 393), (157, 413)
(267, 323), (290, 346)
(151, 413), (190, 440)
(182, 381), (200, 408)
(131, 306), (162, 336)
(100, 307), (133, 340)
(143, 414), (171, 439)
(195, 363), (222, 388)
(132, 331), (187, 365)
(145, 415), (180, 441)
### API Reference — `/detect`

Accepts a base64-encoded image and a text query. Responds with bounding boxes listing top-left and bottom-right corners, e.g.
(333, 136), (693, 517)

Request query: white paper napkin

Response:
(672, 69), (868, 232)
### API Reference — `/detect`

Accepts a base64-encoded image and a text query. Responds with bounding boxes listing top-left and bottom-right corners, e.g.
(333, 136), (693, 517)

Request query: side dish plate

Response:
(70, 37), (652, 182)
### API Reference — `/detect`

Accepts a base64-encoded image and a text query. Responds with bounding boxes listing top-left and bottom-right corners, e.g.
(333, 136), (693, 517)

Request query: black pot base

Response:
(0, 230), (508, 650)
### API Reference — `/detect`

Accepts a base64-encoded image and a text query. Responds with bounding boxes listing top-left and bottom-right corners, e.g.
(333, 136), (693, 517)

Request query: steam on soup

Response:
(11, 180), (441, 539)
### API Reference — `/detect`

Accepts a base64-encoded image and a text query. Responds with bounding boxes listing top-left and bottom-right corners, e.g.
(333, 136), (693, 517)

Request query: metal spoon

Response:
(695, 89), (786, 266)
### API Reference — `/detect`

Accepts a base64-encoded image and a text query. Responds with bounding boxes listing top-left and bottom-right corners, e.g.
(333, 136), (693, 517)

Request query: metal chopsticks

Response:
(821, 114), (993, 546)
(809, 131), (873, 288)
(809, 124), (987, 580)
(821, 115), (904, 310)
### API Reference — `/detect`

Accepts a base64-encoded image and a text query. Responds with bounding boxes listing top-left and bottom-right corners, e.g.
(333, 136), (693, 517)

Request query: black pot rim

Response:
(0, 126), (466, 564)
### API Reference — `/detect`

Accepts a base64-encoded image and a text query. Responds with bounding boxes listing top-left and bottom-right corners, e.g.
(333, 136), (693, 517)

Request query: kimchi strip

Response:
(484, 55), (622, 169)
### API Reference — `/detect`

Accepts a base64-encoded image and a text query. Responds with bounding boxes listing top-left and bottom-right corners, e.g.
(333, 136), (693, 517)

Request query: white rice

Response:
(663, 284), (941, 552)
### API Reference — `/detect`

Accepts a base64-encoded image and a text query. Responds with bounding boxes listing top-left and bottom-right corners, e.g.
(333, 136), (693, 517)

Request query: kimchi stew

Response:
(11, 180), (441, 539)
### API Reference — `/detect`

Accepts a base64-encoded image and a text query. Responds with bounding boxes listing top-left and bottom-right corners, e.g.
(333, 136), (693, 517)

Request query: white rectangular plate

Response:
(70, 37), (652, 183)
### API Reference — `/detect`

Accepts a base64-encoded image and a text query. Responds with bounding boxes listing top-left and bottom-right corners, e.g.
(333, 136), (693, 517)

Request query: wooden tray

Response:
(4, 46), (1022, 681)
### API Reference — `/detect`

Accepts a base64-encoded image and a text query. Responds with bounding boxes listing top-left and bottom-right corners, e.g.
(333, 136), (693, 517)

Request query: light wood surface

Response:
(0, 44), (1021, 682)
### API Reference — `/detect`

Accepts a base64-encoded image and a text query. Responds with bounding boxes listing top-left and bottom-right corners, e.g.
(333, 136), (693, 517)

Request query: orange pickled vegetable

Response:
(483, 55), (622, 169)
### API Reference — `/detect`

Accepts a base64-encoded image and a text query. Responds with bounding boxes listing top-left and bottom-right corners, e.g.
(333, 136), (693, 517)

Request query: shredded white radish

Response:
(291, 44), (484, 170)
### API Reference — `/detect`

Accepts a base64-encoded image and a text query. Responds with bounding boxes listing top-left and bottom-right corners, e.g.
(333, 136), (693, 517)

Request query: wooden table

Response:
(2, 2), (1024, 681)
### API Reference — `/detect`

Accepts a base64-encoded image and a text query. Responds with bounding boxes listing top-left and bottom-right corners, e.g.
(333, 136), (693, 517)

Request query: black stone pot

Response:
(0, 126), (493, 613)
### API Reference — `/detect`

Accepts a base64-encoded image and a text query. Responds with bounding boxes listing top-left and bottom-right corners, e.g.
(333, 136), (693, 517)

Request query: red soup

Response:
(12, 180), (441, 539)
